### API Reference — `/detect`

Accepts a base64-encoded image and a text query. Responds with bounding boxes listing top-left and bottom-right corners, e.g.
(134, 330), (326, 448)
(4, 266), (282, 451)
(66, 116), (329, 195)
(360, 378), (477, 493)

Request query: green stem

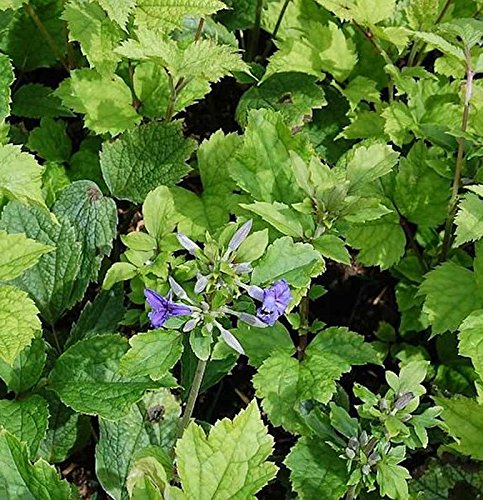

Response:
(297, 295), (310, 360)
(24, 3), (69, 71)
(261, 0), (292, 60)
(346, 486), (357, 500)
(247, 0), (264, 61)
(177, 358), (207, 438)
(440, 59), (474, 261)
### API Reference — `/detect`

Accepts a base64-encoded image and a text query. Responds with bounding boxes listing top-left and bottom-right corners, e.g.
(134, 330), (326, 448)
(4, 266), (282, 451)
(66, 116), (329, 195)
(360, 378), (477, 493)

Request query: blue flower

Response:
(249, 279), (291, 326)
(144, 289), (192, 328)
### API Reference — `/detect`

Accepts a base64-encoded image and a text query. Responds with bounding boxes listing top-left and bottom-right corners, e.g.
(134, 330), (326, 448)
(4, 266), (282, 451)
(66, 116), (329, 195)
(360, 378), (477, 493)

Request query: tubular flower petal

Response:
(144, 289), (192, 328)
(254, 279), (291, 326)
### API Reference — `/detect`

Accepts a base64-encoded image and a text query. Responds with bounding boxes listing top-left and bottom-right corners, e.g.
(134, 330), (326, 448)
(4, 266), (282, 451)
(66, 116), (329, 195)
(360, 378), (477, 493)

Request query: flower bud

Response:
(194, 274), (209, 294)
(379, 398), (389, 411)
(168, 276), (189, 300)
(348, 437), (359, 451)
(233, 262), (252, 274)
(239, 312), (269, 328)
(359, 431), (368, 446)
(362, 464), (371, 475)
(177, 232), (200, 255)
(228, 220), (252, 251)
(345, 447), (356, 459)
(183, 318), (199, 332)
(394, 392), (414, 411)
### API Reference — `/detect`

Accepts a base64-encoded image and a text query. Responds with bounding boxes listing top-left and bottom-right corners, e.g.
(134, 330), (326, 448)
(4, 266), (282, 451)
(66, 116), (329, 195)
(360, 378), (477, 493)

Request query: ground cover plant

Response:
(0, 0), (482, 498)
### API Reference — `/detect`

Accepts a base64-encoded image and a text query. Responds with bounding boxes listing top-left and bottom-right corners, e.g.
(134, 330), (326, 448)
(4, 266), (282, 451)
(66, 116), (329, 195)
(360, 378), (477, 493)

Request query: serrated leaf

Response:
(0, 429), (75, 499)
(434, 395), (483, 460)
(419, 261), (483, 335)
(346, 211), (406, 269)
(120, 330), (184, 380)
(382, 101), (415, 146)
(252, 236), (322, 288)
(236, 72), (326, 128)
(285, 437), (348, 500)
(454, 192), (483, 247)
(176, 400), (277, 499)
(0, 285), (41, 365)
(312, 234), (351, 265)
(49, 334), (161, 419)
(27, 117), (72, 163)
(134, 0), (225, 32)
(100, 121), (195, 203)
(52, 180), (117, 303)
(316, 0), (396, 25)
(0, 338), (46, 393)
(63, 0), (124, 75)
(11, 84), (73, 119)
(458, 310), (483, 382)
(0, 53), (13, 123)
(0, 144), (44, 204)
(0, 395), (49, 458)
(96, 389), (180, 500)
(0, 201), (83, 324)
(97, 0), (136, 28)
(414, 31), (465, 61)
(56, 68), (140, 135)
(0, 231), (53, 281)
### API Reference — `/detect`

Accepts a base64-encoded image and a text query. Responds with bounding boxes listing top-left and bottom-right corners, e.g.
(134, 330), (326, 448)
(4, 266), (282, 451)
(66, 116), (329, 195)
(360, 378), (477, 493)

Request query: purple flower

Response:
(144, 289), (192, 328)
(249, 279), (291, 326)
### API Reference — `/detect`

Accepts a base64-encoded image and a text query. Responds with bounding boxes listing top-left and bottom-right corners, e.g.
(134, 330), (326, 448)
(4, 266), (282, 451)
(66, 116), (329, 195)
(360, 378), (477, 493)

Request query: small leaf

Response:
(27, 118), (72, 163)
(454, 192), (483, 247)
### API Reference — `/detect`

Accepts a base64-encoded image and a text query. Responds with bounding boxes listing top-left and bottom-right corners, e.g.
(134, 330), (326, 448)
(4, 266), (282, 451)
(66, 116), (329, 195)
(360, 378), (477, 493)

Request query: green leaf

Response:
(381, 101), (415, 146)
(459, 310), (483, 383)
(236, 72), (326, 128)
(0, 429), (75, 499)
(0, 231), (53, 281)
(176, 400), (277, 499)
(394, 142), (451, 226)
(316, 0), (396, 25)
(285, 437), (348, 500)
(49, 334), (161, 419)
(63, 0), (123, 75)
(414, 31), (465, 61)
(0, 338), (46, 393)
(134, 0), (225, 32)
(120, 330), (184, 380)
(52, 180), (117, 302)
(0, 201), (83, 323)
(0, 285), (41, 365)
(454, 192), (483, 247)
(229, 109), (307, 204)
(312, 234), (351, 265)
(56, 68), (140, 135)
(0, 53), (13, 123)
(236, 229), (269, 263)
(11, 84), (72, 119)
(96, 389), (180, 500)
(0, 0), (23, 10)
(102, 262), (137, 290)
(27, 117), (72, 163)
(434, 395), (483, 460)
(377, 451), (410, 500)
(419, 261), (483, 335)
(346, 211), (406, 269)
(0, 144), (44, 204)
(96, 0), (135, 27)
(100, 121), (195, 203)
(42, 163), (71, 208)
(252, 236), (322, 288)
(0, 395), (49, 458)
(143, 185), (178, 241)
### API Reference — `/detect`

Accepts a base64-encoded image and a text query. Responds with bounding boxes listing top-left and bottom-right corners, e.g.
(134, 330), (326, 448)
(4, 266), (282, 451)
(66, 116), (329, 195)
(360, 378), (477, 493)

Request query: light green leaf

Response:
(0, 285), (41, 365)
(454, 192), (483, 247)
(285, 437), (348, 500)
(316, 0), (396, 25)
(229, 109), (307, 204)
(252, 236), (322, 288)
(143, 186), (178, 241)
(11, 84), (73, 119)
(236, 72), (326, 128)
(0, 0), (23, 10)
(103, 262), (137, 290)
(27, 117), (71, 163)
(0, 395), (49, 458)
(49, 334), (161, 419)
(120, 330), (184, 380)
(0, 201), (82, 324)
(0, 429), (75, 499)
(176, 400), (277, 499)
(0, 338), (46, 393)
(56, 68), (140, 135)
(395, 142), (451, 226)
(312, 234), (351, 265)
(0, 144), (44, 204)
(100, 121), (195, 203)
(0, 231), (53, 281)
(382, 101), (415, 146)
(236, 229), (269, 263)
(53, 180), (117, 302)
(346, 212), (406, 269)
(414, 31), (465, 62)
(96, 389), (180, 500)
(458, 310), (483, 382)
(134, 0), (225, 32)
(434, 395), (483, 460)
(63, 0), (123, 75)
(0, 53), (13, 123)
(42, 163), (71, 207)
(377, 455), (410, 500)
(419, 261), (483, 335)
(97, 0), (136, 28)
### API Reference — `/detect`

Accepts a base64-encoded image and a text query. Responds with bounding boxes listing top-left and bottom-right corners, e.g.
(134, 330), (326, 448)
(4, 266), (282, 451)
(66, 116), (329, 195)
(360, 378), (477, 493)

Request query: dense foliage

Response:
(0, 0), (482, 498)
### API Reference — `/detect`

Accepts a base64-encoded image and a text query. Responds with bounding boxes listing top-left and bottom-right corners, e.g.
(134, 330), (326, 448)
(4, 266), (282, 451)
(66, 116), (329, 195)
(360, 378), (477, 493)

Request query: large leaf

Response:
(0, 144), (44, 204)
(96, 389), (180, 500)
(100, 121), (195, 203)
(52, 180), (117, 303)
(0, 201), (82, 324)
(176, 400), (278, 499)
(0, 430), (75, 499)
(316, 0), (396, 25)
(458, 310), (483, 386)
(0, 231), (53, 281)
(49, 334), (161, 419)
(0, 395), (49, 458)
(27, 117), (72, 163)
(0, 285), (41, 365)
(285, 437), (348, 500)
(11, 84), (72, 119)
